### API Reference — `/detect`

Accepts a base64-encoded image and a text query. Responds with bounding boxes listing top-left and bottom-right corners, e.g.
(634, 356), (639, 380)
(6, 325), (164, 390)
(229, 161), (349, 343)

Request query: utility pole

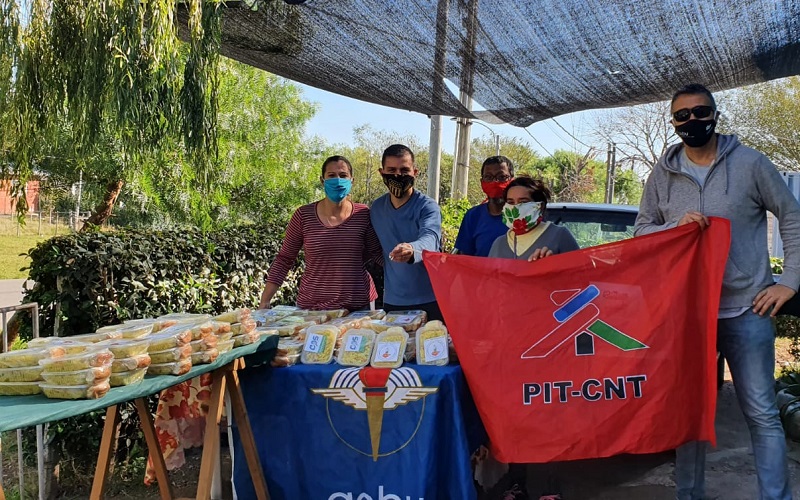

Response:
(74, 170), (83, 230)
(428, 116), (443, 203)
(604, 143), (616, 203)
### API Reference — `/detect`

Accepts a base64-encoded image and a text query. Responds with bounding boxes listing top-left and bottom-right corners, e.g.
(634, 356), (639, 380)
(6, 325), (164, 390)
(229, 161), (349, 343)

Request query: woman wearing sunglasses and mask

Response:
(488, 176), (579, 261)
(260, 155), (382, 312)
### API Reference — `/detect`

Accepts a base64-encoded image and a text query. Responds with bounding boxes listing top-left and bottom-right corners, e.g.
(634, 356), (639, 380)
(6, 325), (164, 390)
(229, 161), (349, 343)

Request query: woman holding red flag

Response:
(488, 176), (579, 261)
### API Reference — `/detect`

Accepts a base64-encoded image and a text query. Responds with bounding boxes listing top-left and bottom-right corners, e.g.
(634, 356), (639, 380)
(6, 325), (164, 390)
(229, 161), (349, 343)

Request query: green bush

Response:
(440, 197), (472, 253)
(17, 222), (303, 339)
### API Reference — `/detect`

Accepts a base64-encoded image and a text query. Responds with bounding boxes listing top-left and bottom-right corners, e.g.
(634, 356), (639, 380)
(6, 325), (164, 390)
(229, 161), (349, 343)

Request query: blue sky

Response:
(298, 83), (602, 158)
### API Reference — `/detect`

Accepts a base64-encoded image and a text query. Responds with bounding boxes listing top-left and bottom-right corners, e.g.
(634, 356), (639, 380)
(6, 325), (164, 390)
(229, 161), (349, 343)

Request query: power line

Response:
(522, 127), (553, 157)
(551, 118), (594, 149)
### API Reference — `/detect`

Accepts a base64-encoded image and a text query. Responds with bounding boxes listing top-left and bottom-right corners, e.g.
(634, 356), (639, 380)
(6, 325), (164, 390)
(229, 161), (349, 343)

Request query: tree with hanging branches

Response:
(0, 0), (225, 228)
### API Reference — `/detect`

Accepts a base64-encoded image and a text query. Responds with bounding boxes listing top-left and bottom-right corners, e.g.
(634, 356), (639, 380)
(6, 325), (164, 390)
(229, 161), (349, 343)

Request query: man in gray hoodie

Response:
(635, 83), (800, 500)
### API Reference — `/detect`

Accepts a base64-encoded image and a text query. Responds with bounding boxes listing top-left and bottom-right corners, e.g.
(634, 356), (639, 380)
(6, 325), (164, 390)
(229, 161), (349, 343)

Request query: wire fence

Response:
(0, 211), (91, 237)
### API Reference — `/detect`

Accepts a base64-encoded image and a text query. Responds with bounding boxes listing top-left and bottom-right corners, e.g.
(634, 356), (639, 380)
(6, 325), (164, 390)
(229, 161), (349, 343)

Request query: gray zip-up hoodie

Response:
(634, 134), (800, 309)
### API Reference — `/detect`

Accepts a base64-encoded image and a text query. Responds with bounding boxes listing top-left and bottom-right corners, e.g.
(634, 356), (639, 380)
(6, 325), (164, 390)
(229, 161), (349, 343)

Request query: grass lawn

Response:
(0, 234), (49, 279)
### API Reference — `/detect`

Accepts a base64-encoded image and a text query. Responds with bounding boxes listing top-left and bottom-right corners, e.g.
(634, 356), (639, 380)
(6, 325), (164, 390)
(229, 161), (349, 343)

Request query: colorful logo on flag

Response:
(312, 367), (437, 461)
(522, 284), (648, 359)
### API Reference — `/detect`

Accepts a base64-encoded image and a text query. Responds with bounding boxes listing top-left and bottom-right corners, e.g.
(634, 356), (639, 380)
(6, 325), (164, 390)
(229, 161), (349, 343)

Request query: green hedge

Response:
(19, 222), (302, 338)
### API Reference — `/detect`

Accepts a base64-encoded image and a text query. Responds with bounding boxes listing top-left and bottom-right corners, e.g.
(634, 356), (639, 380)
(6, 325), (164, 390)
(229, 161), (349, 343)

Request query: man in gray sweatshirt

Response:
(635, 83), (800, 500)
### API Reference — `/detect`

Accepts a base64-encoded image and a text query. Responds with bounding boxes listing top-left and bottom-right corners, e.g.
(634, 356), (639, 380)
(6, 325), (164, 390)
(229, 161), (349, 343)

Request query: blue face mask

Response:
(323, 178), (352, 203)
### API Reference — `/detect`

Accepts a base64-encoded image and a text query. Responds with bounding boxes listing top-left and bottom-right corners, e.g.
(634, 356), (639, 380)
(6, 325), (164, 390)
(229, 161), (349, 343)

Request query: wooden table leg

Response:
(90, 405), (121, 500)
(227, 363), (270, 500)
(135, 398), (174, 500)
(0, 481), (6, 500)
(195, 368), (227, 500)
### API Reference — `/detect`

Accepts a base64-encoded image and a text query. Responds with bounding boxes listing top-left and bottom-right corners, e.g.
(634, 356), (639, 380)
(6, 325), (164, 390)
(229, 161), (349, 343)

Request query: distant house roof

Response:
(180, 0), (800, 126)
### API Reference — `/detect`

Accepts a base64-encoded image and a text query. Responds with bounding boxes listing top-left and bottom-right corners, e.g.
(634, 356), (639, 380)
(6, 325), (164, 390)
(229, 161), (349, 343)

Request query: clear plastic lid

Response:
(96, 337), (151, 358)
(336, 329), (376, 367)
(189, 335), (219, 353)
(109, 367), (147, 387)
(147, 358), (192, 376)
(147, 325), (193, 351)
(26, 338), (92, 355)
(40, 365), (112, 386)
(148, 344), (192, 364)
(370, 327), (409, 368)
(39, 349), (113, 372)
(415, 321), (449, 366)
(0, 346), (67, 368)
(300, 325), (338, 364)
(68, 330), (124, 343)
(382, 310), (428, 332)
(213, 309), (251, 324)
(0, 381), (42, 396)
(217, 339), (235, 354)
(277, 338), (304, 357)
(346, 309), (386, 320)
(232, 331), (261, 348)
(191, 348), (219, 365)
(111, 353), (151, 373)
(40, 380), (111, 400)
(0, 364), (44, 383)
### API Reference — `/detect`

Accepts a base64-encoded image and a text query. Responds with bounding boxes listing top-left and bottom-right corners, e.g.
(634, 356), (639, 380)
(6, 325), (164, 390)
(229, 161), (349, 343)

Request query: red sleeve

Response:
(266, 207), (305, 286)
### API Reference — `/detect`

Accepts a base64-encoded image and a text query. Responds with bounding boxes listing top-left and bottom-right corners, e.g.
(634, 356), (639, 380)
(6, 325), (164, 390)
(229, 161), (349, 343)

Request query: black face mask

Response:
(381, 173), (415, 198)
(675, 119), (717, 148)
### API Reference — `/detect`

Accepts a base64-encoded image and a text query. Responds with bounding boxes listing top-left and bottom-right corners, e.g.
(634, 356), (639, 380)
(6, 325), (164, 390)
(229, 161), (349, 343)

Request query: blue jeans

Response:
(675, 310), (791, 500)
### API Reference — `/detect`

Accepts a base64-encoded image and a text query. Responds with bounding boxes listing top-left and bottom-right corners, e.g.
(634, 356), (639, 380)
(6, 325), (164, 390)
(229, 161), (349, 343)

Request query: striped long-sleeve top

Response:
(266, 202), (382, 311)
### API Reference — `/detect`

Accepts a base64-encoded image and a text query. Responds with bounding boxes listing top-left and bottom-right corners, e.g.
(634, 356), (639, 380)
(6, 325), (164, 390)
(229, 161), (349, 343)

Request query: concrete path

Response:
(0, 279), (26, 310)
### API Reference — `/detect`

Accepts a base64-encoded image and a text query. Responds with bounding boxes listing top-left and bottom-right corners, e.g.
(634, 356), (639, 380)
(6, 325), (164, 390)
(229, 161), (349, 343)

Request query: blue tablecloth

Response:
(232, 363), (486, 500)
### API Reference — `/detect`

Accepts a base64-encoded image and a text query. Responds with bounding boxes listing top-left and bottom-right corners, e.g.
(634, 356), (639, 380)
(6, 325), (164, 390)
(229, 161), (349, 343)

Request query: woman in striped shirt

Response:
(259, 155), (383, 312)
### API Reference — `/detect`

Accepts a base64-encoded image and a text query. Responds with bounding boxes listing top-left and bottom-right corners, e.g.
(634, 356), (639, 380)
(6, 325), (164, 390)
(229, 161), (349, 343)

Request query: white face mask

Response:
(501, 201), (543, 235)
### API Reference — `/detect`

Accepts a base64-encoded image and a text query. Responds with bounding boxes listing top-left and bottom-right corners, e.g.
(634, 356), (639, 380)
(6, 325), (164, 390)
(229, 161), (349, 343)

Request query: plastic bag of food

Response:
(26, 338), (91, 355)
(382, 310), (428, 332)
(415, 321), (449, 366)
(217, 339), (235, 354)
(346, 309), (387, 320)
(251, 308), (292, 326)
(216, 330), (234, 342)
(147, 358), (192, 376)
(254, 327), (279, 339)
(41, 380), (111, 400)
(370, 327), (409, 369)
(190, 335), (218, 353)
(300, 325), (338, 364)
(149, 344), (192, 364)
(0, 381), (42, 396)
(97, 323), (154, 339)
(0, 365), (44, 383)
(39, 349), (114, 373)
(270, 353), (300, 368)
(337, 329), (376, 367)
(68, 330), (124, 343)
(230, 318), (257, 336)
(156, 312), (211, 323)
(109, 368), (147, 387)
(276, 338), (304, 357)
(213, 309), (251, 324)
(112, 353), (151, 373)
(40, 365), (112, 386)
(122, 318), (161, 332)
(96, 338), (151, 358)
(232, 331), (261, 348)
(273, 320), (314, 337)
(189, 320), (230, 337)
(147, 325), (192, 351)
(191, 348), (219, 365)
(0, 347), (66, 368)
(315, 309), (349, 321)
(325, 317), (362, 334)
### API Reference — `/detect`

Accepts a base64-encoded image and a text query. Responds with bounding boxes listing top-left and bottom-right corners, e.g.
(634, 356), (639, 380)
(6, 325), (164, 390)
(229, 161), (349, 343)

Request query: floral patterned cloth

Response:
(145, 374), (213, 485)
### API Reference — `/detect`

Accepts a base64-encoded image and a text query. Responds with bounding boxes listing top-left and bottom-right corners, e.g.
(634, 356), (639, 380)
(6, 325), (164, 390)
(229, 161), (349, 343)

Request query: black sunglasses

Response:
(672, 105), (715, 122)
